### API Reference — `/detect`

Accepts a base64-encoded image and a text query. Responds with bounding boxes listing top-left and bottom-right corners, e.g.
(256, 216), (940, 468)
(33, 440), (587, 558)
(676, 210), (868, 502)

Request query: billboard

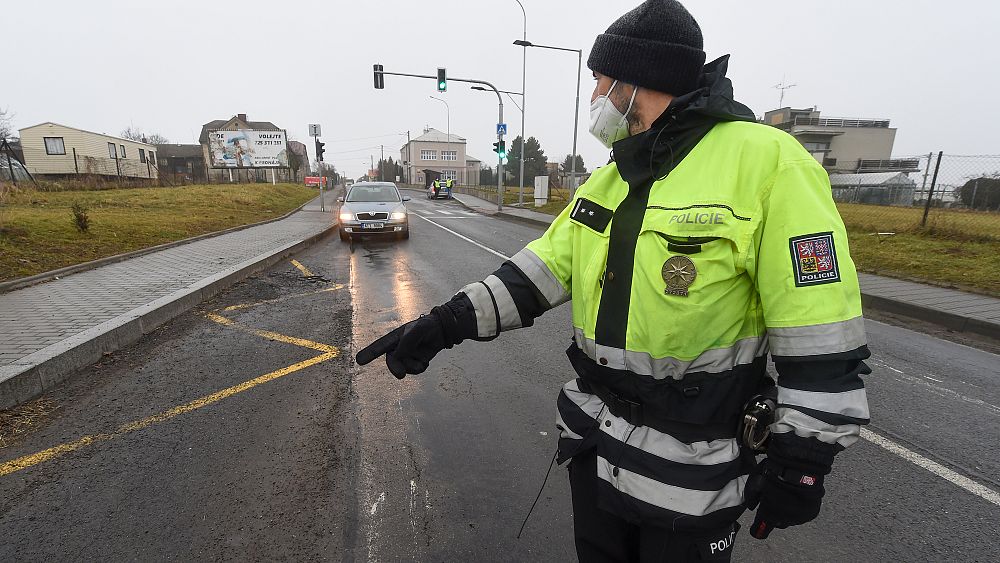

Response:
(207, 130), (288, 168)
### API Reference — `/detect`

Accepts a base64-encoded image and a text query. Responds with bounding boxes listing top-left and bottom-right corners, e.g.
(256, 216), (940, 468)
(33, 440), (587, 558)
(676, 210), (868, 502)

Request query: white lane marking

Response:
(871, 359), (1000, 416)
(418, 216), (478, 220)
(412, 214), (511, 260)
(370, 491), (386, 516)
(861, 429), (1000, 508)
(409, 480), (418, 534)
(437, 210), (453, 215)
(924, 375), (944, 383)
(416, 208), (1000, 512)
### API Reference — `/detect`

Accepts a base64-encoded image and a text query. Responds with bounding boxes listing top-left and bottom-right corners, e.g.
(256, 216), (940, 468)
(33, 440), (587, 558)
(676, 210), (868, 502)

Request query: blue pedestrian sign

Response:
(497, 123), (508, 136)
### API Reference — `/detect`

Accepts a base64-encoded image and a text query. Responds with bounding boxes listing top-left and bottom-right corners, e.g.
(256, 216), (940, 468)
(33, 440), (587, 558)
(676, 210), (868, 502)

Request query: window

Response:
(149, 151), (155, 164)
(108, 142), (118, 158)
(442, 169), (457, 180)
(346, 185), (401, 202)
(441, 150), (457, 161)
(120, 145), (126, 158)
(139, 148), (147, 163)
(420, 149), (437, 160)
(44, 137), (66, 155)
(802, 141), (830, 152)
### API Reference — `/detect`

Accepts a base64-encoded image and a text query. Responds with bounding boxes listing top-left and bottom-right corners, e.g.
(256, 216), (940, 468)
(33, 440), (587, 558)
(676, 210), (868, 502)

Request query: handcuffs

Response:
(739, 385), (778, 453)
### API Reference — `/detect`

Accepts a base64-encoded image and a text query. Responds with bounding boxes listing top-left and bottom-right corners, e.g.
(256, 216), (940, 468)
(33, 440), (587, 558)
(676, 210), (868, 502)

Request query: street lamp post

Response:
(429, 96), (450, 145)
(514, 39), (583, 198)
(513, 0), (527, 207)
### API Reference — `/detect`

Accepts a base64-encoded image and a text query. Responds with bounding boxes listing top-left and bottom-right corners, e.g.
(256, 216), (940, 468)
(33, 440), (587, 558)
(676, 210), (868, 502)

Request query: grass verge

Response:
(0, 183), (317, 282)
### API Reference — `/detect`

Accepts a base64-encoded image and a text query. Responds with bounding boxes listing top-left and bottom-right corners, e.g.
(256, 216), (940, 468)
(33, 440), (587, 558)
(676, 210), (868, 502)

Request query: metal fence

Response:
(74, 154), (158, 180)
(831, 153), (1000, 241)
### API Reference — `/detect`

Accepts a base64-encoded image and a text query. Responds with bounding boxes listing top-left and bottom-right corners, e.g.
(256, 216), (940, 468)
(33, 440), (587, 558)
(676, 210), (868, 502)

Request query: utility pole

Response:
(380, 144), (384, 181)
(407, 130), (411, 185)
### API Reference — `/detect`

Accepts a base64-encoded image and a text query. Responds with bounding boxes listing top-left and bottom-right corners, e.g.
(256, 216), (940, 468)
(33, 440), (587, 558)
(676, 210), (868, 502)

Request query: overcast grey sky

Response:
(4, 0), (997, 179)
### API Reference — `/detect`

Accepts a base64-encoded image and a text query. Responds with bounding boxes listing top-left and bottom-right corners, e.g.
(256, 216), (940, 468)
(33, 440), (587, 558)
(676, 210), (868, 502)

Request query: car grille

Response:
(356, 212), (389, 221)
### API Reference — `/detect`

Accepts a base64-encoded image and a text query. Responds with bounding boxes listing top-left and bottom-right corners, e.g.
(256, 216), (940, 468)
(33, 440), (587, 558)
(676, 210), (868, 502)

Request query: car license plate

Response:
(361, 222), (384, 230)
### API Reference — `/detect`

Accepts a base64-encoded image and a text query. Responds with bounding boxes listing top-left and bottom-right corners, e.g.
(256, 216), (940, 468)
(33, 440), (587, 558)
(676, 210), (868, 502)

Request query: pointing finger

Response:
(356, 326), (403, 365)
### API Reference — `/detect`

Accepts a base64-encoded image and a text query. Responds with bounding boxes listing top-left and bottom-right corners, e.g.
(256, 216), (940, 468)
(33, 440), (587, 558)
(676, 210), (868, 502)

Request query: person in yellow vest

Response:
(359, 1), (870, 560)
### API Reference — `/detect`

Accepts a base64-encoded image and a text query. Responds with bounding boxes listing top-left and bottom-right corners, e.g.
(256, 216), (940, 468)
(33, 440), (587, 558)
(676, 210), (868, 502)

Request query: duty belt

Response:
(579, 379), (645, 427)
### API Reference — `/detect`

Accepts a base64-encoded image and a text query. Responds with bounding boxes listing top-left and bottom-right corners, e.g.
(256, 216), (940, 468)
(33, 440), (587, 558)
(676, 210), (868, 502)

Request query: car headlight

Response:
(339, 212), (354, 222)
(390, 212), (407, 220)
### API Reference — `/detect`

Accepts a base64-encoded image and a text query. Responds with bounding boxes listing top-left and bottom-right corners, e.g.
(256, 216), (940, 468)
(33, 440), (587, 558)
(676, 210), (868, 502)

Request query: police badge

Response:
(662, 255), (697, 296)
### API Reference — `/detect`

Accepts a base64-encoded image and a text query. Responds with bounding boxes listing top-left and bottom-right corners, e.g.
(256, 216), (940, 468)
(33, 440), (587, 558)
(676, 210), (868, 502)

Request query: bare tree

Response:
(120, 126), (169, 145)
(0, 108), (13, 141)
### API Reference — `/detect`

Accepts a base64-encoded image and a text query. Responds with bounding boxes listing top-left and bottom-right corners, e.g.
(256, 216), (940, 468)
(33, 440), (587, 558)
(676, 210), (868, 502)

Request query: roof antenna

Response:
(773, 75), (797, 108)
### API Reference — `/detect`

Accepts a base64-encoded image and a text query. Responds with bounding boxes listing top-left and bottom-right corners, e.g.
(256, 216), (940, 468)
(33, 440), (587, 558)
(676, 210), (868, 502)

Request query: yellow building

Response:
(19, 122), (158, 179)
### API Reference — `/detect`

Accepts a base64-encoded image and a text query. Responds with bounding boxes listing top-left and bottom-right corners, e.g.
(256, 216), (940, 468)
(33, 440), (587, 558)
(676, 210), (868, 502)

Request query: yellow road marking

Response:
(0, 313), (340, 478)
(222, 285), (344, 312)
(0, 351), (337, 477)
(204, 312), (337, 353)
(291, 259), (315, 277)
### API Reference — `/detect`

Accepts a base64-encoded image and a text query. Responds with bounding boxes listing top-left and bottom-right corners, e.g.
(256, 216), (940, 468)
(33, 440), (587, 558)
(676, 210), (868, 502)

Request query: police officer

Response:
(358, 1), (871, 561)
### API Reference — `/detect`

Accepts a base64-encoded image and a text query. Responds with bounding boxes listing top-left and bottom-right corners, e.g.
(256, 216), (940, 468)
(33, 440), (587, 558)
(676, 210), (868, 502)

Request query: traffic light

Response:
(437, 67), (447, 92)
(315, 139), (326, 162)
(492, 140), (506, 161)
(374, 64), (384, 89)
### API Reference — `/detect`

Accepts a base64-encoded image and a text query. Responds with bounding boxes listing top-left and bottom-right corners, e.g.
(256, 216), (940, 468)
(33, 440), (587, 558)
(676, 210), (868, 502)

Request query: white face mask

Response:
(589, 80), (638, 148)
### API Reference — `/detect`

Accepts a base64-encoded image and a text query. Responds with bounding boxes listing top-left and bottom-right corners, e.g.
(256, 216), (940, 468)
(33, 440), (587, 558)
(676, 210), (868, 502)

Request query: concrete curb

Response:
(0, 222), (337, 410)
(0, 195), (322, 294)
(450, 192), (1000, 341)
(861, 293), (1000, 341)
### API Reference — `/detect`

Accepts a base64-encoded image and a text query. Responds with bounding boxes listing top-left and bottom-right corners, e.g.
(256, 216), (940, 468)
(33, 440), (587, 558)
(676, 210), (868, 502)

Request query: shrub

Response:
(71, 202), (90, 232)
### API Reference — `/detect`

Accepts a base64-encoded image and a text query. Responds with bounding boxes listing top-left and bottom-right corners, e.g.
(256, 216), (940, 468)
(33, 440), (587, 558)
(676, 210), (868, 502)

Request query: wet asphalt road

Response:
(1, 191), (998, 562)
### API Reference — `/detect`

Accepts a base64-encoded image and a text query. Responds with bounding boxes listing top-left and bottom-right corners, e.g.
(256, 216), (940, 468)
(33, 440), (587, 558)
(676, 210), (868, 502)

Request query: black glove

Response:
(745, 433), (839, 539)
(355, 297), (475, 379)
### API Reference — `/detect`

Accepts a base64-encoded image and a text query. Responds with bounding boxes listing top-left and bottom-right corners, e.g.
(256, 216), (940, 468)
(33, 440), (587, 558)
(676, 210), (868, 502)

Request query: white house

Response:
(19, 122), (158, 180)
(400, 128), (479, 185)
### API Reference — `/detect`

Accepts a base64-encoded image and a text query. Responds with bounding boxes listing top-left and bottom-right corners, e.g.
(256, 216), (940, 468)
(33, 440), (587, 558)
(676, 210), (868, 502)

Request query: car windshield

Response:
(346, 185), (400, 202)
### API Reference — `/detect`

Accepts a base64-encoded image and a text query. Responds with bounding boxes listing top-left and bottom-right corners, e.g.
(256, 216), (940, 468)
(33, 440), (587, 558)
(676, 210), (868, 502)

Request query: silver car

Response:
(338, 182), (410, 241)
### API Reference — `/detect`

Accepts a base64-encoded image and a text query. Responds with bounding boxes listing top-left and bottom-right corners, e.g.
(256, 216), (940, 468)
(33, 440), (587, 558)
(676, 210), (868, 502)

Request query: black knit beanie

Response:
(588, 0), (706, 96)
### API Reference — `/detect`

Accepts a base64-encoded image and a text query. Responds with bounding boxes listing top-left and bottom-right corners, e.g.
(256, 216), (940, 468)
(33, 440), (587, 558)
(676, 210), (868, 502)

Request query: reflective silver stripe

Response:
(562, 378), (606, 418)
(574, 328), (767, 380)
(459, 281), (498, 338)
(558, 379), (604, 440)
(767, 316), (867, 356)
(778, 386), (870, 419)
(510, 248), (570, 308)
(598, 409), (741, 466)
(597, 456), (747, 517)
(772, 407), (861, 447)
(483, 275), (522, 330)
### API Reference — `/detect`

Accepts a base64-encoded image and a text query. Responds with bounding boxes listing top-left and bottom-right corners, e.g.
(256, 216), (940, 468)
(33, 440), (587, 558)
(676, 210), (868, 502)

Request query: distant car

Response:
(427, 181), (452, 200)
(338, 182), (410, 241)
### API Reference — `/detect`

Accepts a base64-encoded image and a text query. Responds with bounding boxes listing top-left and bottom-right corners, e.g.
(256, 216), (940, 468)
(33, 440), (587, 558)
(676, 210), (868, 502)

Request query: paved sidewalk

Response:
(451, 192), (1000, 340)
(0, 197), (335, 408)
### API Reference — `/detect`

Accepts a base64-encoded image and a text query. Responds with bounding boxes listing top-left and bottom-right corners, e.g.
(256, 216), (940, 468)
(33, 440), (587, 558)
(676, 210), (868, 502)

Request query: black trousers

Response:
(569, 450), (739, 562)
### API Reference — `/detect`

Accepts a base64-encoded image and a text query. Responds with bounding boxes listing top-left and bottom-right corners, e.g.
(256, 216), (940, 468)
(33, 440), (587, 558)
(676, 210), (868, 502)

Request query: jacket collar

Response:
(612, 55), (756, 188)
